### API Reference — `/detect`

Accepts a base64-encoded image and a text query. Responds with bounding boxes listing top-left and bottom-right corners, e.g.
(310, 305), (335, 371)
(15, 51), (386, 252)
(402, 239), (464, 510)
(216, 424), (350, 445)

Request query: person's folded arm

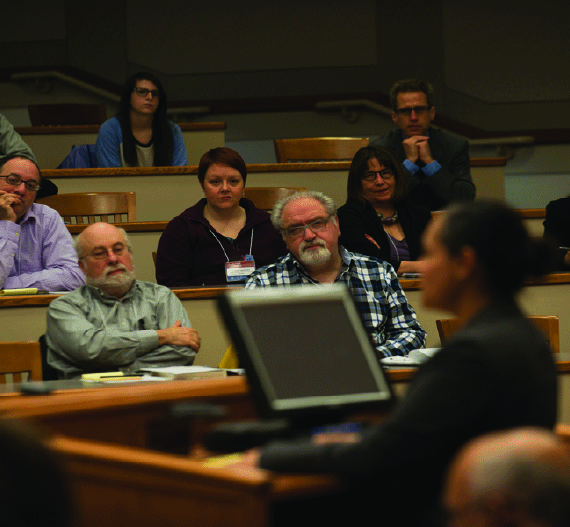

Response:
(370, 266), (427, 357)
(0, 222), (18, 288)
(46, 297), (160, 370)
(3, 213), (84, 291)
(420, 141), (475, 203)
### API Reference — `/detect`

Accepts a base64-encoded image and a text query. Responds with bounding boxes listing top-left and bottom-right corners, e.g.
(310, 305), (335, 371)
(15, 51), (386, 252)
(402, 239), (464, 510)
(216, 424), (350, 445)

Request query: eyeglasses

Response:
(362, 169), (394, 181)
(0, 174), (41, 192)
(394, 105), (430, 117)
(85, 243), (130, 260)
(282, 214), (334, 239)
(133, 87), (161, 98)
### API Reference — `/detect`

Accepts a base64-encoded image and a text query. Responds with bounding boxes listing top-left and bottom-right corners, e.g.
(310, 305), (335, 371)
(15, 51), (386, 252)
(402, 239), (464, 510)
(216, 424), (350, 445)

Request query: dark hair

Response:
(390, 79), (434, 110)
(117, 72), (174, 167)
(0, 420), (73, 527)
(346, 145), (408, 204)
(197, 147), (247, 185)
(439, 200), (551, 298)
(0, 154), (42, 186)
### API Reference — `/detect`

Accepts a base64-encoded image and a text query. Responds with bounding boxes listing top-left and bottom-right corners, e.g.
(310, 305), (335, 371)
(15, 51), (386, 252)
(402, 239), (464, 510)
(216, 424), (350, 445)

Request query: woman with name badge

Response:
(95, 72), (187, 167)
(337, 145), (431, 276)
(156, 147), (287, 286)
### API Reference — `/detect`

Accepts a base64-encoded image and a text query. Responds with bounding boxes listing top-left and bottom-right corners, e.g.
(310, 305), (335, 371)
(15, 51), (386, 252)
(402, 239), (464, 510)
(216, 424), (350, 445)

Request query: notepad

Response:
(0, 288), (49, 296)
(140, 365), (228, 380)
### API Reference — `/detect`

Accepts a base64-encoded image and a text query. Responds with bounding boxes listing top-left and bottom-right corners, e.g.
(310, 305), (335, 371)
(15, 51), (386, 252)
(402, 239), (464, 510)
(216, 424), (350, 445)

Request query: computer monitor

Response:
(218, 285), (394, 425)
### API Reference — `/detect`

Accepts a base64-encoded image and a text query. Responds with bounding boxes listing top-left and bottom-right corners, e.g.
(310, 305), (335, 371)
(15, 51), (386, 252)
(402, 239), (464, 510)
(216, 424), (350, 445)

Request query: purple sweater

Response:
(156, 198), (288, 286)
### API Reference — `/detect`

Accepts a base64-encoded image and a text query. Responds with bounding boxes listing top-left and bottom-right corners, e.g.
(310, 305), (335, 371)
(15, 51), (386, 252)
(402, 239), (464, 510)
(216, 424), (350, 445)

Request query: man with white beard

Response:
(46, 222), (200, 379)
(245, 191), (426, 360)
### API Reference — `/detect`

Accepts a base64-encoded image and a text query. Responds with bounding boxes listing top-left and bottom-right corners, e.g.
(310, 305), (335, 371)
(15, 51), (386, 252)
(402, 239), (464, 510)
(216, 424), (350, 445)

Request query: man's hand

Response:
(0, 191), (18, 222)
(157, 320), (201, 351)
(402, 136), (434, 165)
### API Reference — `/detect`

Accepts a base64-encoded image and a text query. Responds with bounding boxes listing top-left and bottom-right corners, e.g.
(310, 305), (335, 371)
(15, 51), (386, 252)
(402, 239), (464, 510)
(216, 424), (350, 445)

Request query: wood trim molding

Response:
(41, 157), (507, 179)
(16, 122), (226, 135)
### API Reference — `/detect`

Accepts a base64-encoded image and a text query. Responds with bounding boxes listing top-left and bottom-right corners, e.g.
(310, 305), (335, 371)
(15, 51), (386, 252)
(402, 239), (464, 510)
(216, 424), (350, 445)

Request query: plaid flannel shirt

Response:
(245, 247), (426, 359)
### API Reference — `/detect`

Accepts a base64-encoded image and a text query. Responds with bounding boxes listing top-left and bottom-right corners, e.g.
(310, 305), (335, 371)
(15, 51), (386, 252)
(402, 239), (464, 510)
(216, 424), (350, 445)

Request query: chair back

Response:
(243, 187), (308, 211)
(0, 342), (43, 385)
(436, 315), (560, 353)
(28, 104), (107, 126)
(274, 137), (369, 163)
(38, 192), (136, 224)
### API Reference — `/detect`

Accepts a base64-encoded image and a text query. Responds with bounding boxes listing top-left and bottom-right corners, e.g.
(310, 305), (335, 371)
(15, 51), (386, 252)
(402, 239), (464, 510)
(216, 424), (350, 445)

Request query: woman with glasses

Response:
(95, 72), (187, 167)
(337, 145), (431, 276)
(155, 147), (287, 286)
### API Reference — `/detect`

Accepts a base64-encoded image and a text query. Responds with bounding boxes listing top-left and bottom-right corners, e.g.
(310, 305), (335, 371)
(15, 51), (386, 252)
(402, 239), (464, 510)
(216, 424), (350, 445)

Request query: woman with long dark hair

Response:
(337, 145), (430, 275)
(96, 72), (187, 167)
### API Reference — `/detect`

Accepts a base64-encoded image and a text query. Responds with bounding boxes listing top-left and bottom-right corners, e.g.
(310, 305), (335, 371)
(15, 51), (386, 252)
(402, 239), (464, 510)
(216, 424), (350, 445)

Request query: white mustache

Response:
(104, 263), (127, 276)
(299, 239), (326, 252)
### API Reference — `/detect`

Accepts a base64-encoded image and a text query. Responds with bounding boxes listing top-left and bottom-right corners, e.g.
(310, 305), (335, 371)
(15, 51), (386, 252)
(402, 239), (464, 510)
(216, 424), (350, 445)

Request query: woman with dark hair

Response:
(156, 147), (287, 286)
(96, 72), (187, 167)
(337, 145), (430, 275)
(236, 200), (557, 527)
(543, 194), (570, 271)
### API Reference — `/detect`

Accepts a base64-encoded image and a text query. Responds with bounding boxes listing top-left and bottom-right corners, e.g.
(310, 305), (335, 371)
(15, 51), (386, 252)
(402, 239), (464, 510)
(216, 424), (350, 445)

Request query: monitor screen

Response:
(218, 285), (394, 422)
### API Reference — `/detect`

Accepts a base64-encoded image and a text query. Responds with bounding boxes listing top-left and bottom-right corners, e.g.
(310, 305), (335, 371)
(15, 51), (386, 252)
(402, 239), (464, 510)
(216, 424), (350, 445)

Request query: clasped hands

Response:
(402, 136), (434, 165)
(157, 320), (201, 351)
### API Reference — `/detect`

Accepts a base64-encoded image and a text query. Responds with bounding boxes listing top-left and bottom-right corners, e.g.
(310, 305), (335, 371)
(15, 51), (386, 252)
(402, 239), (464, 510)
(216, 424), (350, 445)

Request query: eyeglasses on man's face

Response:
(282, 214), (334, 239)
(0, 174), (41, 192)
(133, 87), (161, 98)
(362, 169), (394, 181)
(86, 243), (130, 260)
(394, 105), (430, 117)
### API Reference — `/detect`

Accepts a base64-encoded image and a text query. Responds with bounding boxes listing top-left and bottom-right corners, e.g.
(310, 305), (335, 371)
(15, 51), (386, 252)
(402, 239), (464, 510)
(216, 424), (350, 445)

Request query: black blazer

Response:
(543, 196), (570, 271)
(370, 127), (475, 211)
(260, 300), (558, 526)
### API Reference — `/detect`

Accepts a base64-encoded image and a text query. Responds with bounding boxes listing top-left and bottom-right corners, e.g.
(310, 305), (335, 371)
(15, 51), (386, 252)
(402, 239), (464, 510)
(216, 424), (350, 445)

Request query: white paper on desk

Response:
(381, 348), (441, 367)
(140, 365), (227, 379)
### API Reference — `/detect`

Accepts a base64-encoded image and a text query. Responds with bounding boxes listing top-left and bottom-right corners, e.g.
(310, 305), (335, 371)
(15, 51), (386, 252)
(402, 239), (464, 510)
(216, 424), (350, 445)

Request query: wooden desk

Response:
(17, 122), (226, 168)
(1, 274), (568, 372)
(0, 376), (343, 527)
(0, 377), (254, 448)
(48, 433), (342, 527)
(42, 158), (506, 223)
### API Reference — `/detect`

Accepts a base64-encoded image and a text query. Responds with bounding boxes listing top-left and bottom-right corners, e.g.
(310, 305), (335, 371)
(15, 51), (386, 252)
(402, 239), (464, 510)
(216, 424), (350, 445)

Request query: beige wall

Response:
(45, 161), (505, 223)
(20, 128), (224, 169)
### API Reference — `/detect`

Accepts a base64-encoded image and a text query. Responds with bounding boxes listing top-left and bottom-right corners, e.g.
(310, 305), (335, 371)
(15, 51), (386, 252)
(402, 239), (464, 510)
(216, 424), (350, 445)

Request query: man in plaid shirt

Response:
(245, 191), (426, 359)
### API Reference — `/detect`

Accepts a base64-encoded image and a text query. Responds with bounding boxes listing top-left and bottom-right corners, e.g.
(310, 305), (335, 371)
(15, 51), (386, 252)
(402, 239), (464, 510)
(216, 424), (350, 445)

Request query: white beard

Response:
(87, 264), (136, 298)
(298, 240), (332, 267)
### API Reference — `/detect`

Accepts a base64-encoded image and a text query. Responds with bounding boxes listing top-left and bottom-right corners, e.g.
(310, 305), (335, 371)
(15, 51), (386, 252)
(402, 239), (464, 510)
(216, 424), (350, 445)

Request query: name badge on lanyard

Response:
(225, 255), (256, 282)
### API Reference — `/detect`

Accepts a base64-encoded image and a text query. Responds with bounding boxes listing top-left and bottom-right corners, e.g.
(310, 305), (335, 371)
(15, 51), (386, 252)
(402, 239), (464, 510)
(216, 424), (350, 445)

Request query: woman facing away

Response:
(337, 145), (431, 275)
(233, 200), (557, 527)
(155, 147), (287, 286)
(95, 72), (187, 167)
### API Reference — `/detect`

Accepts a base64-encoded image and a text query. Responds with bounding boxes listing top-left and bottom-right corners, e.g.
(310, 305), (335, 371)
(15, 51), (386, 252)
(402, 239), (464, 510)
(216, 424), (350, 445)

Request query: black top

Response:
(543, 196), (570, 270)
(337, 198), (431, 272)
(259, 299), (558, 526)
